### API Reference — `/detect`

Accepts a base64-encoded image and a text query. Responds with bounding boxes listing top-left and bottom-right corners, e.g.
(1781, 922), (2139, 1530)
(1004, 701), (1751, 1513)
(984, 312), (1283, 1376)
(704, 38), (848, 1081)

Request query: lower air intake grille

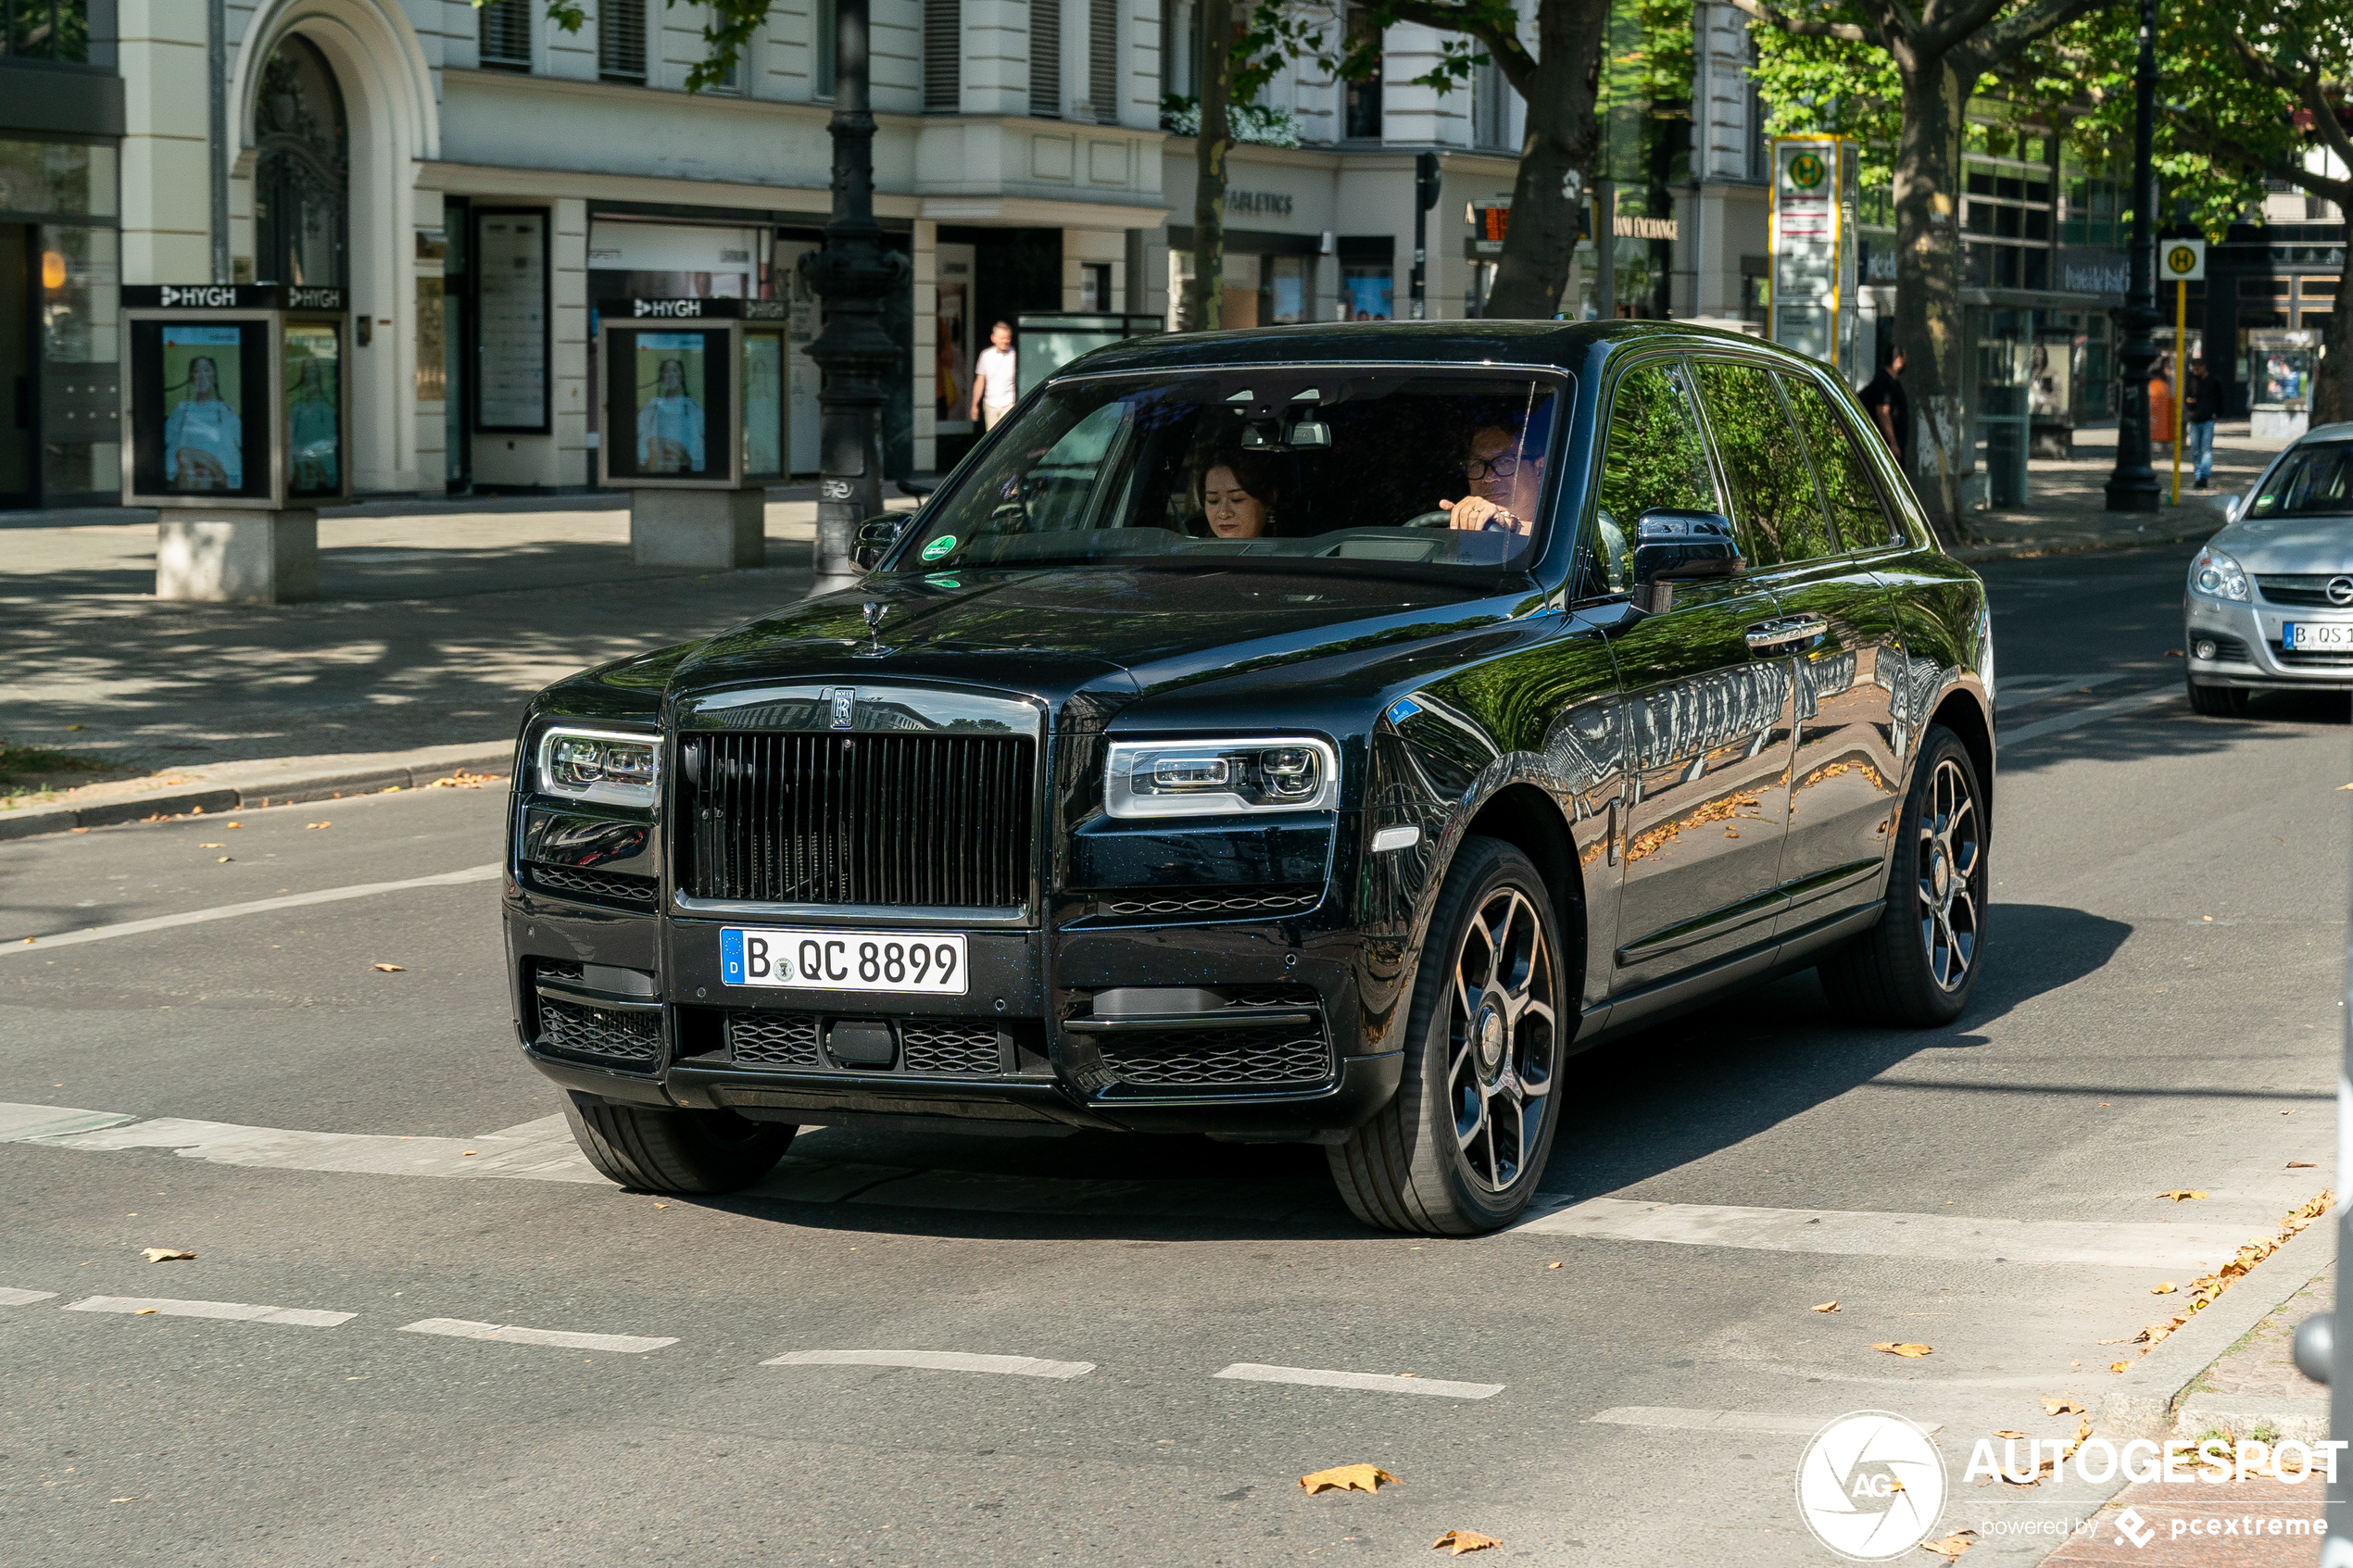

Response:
(539, 997), (662, 1066)
(729, 1013), (822, 1068)
(901, 1022), (1005, 1075)
(524, 862), (659, 909)
(1099, 1027), (1335, 1089)
(2276, 645), (2353, 667)
(1095, 886), (1322, 920)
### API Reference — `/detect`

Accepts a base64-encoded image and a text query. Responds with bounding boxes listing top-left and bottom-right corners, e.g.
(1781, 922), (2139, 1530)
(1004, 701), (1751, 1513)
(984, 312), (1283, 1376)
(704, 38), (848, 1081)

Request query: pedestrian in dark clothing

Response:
(1858, 345), (1909, 468)
(2183, 358), (2223, 489)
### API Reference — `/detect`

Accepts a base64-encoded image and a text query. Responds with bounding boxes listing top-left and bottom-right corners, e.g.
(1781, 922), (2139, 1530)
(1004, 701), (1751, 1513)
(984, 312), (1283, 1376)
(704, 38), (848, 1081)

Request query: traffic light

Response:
(1415, 151), (1441, 213)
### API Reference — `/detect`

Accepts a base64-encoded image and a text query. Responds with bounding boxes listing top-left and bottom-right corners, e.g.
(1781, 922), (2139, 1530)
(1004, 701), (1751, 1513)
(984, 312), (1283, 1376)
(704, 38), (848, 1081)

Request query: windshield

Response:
(2247, 442), (2353, 519)
(894, 369), (1565, 575)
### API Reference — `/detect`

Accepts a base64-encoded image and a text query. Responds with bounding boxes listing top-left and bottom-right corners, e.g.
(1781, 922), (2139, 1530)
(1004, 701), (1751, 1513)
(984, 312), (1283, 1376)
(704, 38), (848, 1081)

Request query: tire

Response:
(1327, 836), (1567, 1236)
(562, 1093), (796, 1195)
(1817, 724), (1988, 1028)
(2187, 678), (2249, 717)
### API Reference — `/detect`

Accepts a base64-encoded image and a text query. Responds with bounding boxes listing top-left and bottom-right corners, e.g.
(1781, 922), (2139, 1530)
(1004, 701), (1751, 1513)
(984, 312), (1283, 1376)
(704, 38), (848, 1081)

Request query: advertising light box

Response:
(598, 298), (790, 489)
(120, 284), (352, 509)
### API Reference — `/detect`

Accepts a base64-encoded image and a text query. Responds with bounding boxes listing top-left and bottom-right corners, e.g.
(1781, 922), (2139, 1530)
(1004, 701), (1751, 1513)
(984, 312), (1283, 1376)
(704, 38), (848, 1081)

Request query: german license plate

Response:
(2284, 622), (2353, 651)
(719, 927), (968, 995)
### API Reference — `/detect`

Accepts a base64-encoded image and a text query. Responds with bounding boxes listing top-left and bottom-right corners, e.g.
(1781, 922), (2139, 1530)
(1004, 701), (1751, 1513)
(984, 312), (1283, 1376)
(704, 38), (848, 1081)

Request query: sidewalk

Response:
(1953, 422), (2280, 563)
(0, 492), (920, 819)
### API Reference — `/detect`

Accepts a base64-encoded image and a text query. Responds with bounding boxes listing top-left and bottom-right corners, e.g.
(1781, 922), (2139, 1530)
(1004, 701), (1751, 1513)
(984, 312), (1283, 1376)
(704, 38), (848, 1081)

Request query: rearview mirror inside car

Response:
(1629, 509), (1743, 613)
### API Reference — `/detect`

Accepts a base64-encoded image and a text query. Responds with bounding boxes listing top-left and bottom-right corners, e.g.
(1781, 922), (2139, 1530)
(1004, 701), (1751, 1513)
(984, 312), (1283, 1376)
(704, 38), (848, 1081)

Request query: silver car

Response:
(2183, 421), (2353, 715)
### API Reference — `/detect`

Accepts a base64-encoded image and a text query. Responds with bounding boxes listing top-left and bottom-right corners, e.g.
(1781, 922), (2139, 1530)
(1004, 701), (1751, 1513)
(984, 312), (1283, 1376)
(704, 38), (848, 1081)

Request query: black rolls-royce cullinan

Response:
(505, 320), (1994, 1236)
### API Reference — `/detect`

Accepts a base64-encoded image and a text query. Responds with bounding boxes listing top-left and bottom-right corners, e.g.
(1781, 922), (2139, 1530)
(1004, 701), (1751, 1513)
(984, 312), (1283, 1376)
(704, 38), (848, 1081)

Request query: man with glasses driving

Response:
(1439, 416), (1549, 534)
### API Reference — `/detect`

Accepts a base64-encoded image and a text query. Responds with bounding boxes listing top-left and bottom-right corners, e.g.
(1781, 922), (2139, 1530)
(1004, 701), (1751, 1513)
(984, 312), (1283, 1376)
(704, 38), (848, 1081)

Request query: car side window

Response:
(1780, 372), (1900, 550)
(1694, 358), (1837, 568)
(1589, 358), (1721, 594)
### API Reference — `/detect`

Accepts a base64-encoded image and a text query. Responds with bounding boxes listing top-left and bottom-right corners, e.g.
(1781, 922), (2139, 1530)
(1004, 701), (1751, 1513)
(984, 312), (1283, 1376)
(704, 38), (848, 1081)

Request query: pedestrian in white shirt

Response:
(971, 320), (1017, 431)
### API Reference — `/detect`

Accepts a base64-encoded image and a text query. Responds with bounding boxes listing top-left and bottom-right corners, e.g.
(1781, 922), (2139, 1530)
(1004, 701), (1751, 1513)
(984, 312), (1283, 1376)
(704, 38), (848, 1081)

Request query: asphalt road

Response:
(2, 542), (2344, 1567)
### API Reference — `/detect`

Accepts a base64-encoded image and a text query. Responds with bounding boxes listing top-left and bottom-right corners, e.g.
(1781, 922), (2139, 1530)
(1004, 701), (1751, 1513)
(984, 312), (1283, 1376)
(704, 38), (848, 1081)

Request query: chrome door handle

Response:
(1743, 615), (1830, 652)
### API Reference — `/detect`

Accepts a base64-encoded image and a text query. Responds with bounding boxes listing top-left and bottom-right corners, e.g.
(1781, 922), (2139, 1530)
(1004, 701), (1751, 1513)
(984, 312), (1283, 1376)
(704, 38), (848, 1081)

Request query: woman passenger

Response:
(1200, 451), (1279, 539)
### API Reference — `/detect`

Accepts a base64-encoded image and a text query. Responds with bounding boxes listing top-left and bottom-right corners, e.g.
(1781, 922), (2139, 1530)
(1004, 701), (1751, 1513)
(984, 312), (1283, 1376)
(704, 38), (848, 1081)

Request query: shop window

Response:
(1088, 0), (1117, 122)
(0, 140), (117, 218)
(1340, 262), (1391, 320)
(1030, 0), (1062, 118)
(4, 1), (89, 64)
(39, 223), (118, 500)
(924, 0), (961, 110)
(1260, 255), (1306, 324)
(600, 0), (648, 83)
(478, 0), (532, 71)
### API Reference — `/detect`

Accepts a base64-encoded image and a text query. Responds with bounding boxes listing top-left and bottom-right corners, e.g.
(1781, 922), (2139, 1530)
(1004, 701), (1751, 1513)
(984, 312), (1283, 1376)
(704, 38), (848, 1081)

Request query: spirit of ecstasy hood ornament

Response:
(861, 600), (887, 655)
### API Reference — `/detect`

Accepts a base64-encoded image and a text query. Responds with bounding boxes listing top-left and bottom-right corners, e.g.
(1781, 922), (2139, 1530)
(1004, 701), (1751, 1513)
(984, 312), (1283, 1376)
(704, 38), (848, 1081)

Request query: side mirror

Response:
(2221, 493), (2242, 524)
(1629, 508), (1743, 613)
(852, 515), (905, 571)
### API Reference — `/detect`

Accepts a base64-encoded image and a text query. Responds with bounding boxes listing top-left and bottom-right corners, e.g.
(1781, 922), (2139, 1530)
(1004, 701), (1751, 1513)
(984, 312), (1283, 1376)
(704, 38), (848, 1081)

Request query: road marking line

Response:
(2, 862), (502, 954)
(0, 1286), (59, 1306)
(2000, 684), (2179, 744)
(397, 1317), (676, 1354)
(1995, 672), (2127, 714)
(1212, 1362), (1504, 1399)
(1512, 1196), (2251, 1269)
(762, 1348), (1095, 1380)
(0, 1104), (134, 1142)
(8, 1104), (605, 1184)
(1590, 1406), (1942, 1435)
(66, 1296), (355, 1326)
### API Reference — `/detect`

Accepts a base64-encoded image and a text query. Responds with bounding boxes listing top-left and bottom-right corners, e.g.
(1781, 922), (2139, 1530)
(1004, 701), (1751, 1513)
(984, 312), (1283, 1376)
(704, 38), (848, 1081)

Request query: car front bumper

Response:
(2183, 595), (2353, 689)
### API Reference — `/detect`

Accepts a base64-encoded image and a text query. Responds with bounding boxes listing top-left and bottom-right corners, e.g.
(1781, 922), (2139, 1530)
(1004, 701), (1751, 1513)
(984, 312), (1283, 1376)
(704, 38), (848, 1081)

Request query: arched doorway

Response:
(253, 35), (348, 287)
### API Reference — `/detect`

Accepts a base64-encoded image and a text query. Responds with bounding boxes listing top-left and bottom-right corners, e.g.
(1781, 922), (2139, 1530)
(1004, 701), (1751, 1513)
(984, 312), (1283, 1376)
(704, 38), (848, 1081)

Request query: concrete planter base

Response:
(156, 511), (320, 604)
(629, 487), (765, 569)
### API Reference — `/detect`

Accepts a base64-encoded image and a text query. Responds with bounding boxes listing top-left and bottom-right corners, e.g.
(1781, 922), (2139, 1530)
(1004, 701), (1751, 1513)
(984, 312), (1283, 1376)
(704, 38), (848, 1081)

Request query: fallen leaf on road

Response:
(2157, 1189), (2207, 1201)
(1871, 1342), (1933, 1358)
(2289, 1161), (2317, 1169)
(1813, 1300), (1841, 1313)
(64, 723), (83, 731)
(1919, 1529), (1979, 1559)
(1994, 1430), (2027, 1440)
(306, 822), (331, 830)
(427, 771), (497, 789)
(2041, 1397), (2086, 1416)
(1545, 1261), (1562, 1270)
(140, 1248), (195, 1262)
(1430, 1531), (1501, 1556)
(2110, 1361), (2132, 1374)
(371, 963), (405, 972)
(2165, 648), (2184, 658)
(225, 822), (241, 829)
(20, 937), (33, 945)
(1301, 1465), (1400, 1495)
(2150, 1282), (2177, 1294)
(2339, 783), (2353, 791)
(198, 843), (223, 849)
(2075, 1417), (2092, 1447)
(460, 1151), (476, 1157)
(214, 856), (233, 863)
(133, 1307), (157, 1315)
(1886, 1477), (1906, 1492)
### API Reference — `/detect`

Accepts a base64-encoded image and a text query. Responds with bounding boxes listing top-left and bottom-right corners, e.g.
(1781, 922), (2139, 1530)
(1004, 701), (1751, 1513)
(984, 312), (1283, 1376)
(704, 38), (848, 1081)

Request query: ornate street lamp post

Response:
(2103, 0), (2160, 513)
(800, 0), (909, 590)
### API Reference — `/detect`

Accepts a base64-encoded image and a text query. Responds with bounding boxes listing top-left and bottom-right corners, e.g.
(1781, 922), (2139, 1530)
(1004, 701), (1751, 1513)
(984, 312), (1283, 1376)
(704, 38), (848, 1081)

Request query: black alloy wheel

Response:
(562, 1094), (796, 1194)
(1818, 723), (1989, 1027)
(1328, 836), (1566, 1235)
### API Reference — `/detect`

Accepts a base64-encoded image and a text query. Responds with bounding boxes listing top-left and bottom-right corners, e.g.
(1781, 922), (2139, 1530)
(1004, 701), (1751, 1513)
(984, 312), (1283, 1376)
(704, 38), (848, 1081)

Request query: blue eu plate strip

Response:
(720, 927), (744, 985)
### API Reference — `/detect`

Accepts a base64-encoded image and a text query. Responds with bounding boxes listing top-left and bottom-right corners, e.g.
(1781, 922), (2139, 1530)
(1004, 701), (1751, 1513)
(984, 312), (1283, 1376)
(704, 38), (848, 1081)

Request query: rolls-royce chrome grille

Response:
(681, 732), (1035, 908)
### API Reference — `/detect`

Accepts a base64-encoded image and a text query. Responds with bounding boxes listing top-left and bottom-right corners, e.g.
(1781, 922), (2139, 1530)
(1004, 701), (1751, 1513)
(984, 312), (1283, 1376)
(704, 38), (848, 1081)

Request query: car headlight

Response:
(1105, 737), (1340, 818)
(536, 726), (661, 809)
(2189, 546), (2250, 602)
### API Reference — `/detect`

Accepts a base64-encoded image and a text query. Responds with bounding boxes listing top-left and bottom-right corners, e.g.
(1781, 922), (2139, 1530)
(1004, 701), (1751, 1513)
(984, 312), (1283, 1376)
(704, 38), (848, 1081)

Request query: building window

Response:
(1088, 0), (1118, 124)
(478, 0), (533, 70)
(924, 0), (961, 110)
(1471, 56), (1511, 151)
(5, 1), (90, 63)
(1162, 0), (1196, 97)
(599, 0), (648, 84)
(1962, 125), (2054, 292)
(254, 35), (349, 289)
(1343, 6), (1382, 140)
(1079, 261), (1112, 310)
(815, 0), (837, 97)
(1030, 0), (1062, 118)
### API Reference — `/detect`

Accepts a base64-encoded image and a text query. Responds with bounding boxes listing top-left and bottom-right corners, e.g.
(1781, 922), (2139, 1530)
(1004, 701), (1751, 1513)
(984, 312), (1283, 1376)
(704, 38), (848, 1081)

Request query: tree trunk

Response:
(1483, 0), (1605, 319)
(1888, 52), (1972, 546)
(1188, 0), (1236, 332)
(2316, 197), (2353, 427)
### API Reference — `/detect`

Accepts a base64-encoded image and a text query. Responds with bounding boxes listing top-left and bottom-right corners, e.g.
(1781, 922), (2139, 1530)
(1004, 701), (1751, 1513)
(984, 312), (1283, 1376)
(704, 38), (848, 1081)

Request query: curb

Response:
(2096, 1213), (2335, 1442)
(0, 742), (514, 842)
(2172, 1392), (2331, 1445)
(1952, 523), (2221, 565)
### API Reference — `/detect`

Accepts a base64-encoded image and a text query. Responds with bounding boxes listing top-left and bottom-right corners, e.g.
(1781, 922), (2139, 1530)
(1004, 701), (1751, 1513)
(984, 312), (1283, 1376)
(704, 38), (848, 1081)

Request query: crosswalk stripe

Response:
(1213, 1362), (1504, 1399)
(66, 1296), (355, 1326)
(1590, 1406), (1943, 1436)
(2000, 684), (2179, 745)
(397, 1318), (676, 1353)
(2, 863), (502, 954)
(0, 1286), (59, 1306)
(761, 1348), (1095, 1379)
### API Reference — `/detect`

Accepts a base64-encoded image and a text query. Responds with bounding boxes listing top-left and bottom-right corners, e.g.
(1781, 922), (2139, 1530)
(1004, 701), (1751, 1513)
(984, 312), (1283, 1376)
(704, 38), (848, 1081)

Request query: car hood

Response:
(666, 565), (1522, 716)
(2211, 512), (2353, 574)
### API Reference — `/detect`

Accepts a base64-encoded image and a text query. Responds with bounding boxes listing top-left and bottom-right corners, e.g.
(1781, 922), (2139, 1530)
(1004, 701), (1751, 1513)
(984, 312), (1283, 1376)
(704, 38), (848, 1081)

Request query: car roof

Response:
(2296, 421), (2353, 445)
(1057, 318), (1820, 379)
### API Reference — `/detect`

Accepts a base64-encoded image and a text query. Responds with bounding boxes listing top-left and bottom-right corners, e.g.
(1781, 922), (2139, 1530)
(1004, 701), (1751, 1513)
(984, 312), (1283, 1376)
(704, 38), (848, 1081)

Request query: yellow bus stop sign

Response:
(2161, 239), (2206, 282)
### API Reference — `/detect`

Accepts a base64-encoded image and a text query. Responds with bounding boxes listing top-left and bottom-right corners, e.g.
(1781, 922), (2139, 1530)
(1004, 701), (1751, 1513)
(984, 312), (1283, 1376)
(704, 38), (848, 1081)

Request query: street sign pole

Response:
(2173, 279), (2185, 504)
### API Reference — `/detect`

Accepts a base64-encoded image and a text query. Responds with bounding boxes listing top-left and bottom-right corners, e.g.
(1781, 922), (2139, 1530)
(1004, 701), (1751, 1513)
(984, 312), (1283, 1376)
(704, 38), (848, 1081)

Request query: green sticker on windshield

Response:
(921, 534), (957, 561)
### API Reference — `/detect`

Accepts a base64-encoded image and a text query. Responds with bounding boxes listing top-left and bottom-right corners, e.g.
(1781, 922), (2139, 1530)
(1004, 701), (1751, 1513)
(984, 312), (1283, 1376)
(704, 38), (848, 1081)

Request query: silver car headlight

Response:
(536, 726), (661, 809)
(1105, 737), (1340, 818)
(2189, 545), (2250, 602)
